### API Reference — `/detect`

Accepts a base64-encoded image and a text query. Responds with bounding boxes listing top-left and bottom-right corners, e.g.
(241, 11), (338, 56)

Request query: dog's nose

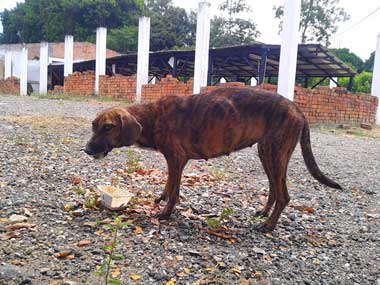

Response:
(84, 143), (95, 155)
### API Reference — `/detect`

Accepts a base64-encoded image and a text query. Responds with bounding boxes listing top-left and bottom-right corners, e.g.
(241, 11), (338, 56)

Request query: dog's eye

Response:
(103, 124), (115, 131)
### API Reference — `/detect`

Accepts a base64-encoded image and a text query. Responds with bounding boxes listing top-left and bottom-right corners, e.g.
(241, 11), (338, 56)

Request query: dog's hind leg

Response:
(255, 142), (275, 217)
(254, 134), (298, 232)
(156, 154), (187, 220)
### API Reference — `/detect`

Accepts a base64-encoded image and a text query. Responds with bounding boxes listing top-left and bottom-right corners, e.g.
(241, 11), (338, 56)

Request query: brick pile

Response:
(64, 71), (95, 96)
(99, 74), (136, 101)
(142, 75), (193, 102)
(0, 77), (20, 95)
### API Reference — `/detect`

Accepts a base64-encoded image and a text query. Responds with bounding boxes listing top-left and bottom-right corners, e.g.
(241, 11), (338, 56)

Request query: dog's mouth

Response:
(83, 147), (111, 160)
(91, 149), (110, 159)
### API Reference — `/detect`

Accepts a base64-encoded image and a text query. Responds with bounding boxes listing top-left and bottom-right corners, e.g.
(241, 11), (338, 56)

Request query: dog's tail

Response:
(300, 120), (342, 189)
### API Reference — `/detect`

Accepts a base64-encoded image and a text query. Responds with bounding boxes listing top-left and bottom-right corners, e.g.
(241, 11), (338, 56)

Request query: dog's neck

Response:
(126, 103), (158, 150)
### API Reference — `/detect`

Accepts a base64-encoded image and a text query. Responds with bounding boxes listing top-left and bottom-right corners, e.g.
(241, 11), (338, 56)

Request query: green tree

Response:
(146, 0), (195, 51)
(338, 72), (372, 93)
(0, 0), (143, 49)
(274, 0), (350, 46)
(330, 48), (364, 72)
(363, 52), (375, 72)
(210, 0), (260, 48)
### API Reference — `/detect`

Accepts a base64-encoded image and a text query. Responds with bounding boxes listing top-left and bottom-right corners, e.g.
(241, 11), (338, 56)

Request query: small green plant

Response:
(96, 216), (131, 285)
(206, 208), (234, 229)
(72, 186), (85, 196)
(125, 149), (142, 173)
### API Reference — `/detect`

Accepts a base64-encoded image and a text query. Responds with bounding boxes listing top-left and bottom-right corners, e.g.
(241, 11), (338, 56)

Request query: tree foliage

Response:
(362, 52), (375, 73)
(329, 48), (364, 72)
(274, 0), (350, 46)
(0, 0), (260, 53)
(210, 0), (260, 48)
(0, 0), (144, 53)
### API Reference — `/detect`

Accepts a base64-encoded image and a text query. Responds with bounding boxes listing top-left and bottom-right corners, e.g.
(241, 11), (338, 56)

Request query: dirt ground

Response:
(0, 95), (379, 285)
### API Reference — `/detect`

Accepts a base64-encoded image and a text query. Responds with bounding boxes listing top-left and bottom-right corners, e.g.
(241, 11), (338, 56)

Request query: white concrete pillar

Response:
(95, 27), (107, 95)
(193, 1), (211, 94)
(371, 33), (380, 125)
(220, 77), (226, 84)
(277, 0), (301, 101)
(64, 35), (74, 77)
(20, 47), (28, 96)
(39, 42), (49, 94)
(329, 77), (337, 88)
(136, 16), (151, 103)
(4, 51), (12, 79)
(250, 77), (258, 86)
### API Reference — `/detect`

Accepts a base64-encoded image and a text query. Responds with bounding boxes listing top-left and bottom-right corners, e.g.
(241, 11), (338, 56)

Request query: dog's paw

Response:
(253, 222), (275, 233)
(254, 209), (269, 217)
(154, 211), (172, 220)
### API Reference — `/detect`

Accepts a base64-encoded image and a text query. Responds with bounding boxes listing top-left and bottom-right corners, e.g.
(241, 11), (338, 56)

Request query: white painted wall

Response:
(39, 42), (48, 94)
(64, 35), (74, 77)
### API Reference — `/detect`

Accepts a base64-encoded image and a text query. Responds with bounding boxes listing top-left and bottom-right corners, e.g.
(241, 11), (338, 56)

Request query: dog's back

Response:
(151, 87), (305, 159)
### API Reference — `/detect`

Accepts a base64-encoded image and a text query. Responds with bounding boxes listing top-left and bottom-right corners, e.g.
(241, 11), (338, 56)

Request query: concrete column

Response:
(20, 47), (28, 96)
(220, 77), (226, 84)
(330, 77), (337, 88)
(277, 0), (301, 101)
(39, 42), (49, 94)
(371, 33), (380, 125)
(136, 16), (151, 103)
(193, 1), (211, 94)
(95, 27), (107, 96)
(4, 51), (12, 79)
(64, 35), (74, 77)
(250, 77), (257, 86)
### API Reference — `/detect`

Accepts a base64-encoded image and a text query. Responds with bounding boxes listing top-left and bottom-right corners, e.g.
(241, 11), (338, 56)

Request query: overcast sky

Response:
(1, 0), (379, 60)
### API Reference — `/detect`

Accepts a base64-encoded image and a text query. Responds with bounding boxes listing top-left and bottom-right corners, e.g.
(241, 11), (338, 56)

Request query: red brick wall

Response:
(99, 74), (136, 101)
(142, 75), (193, 102)
(0, 77), (20, 95)
(64, 71), (95, 96)
(202, 83), (378, 125)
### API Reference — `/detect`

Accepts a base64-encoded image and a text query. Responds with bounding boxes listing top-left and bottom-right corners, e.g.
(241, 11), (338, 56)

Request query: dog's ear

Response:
(119, 114), (142, 146)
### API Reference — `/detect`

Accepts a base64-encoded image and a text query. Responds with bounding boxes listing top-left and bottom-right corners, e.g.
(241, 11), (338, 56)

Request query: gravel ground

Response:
(0, 95), (379, 285)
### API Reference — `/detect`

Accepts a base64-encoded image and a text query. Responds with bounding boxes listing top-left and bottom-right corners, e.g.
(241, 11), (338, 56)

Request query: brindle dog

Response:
(85, 87), (341, 232)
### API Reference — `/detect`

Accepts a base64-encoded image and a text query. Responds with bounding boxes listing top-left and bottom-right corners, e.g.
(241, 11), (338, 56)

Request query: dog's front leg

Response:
(156, 154), (187, 220)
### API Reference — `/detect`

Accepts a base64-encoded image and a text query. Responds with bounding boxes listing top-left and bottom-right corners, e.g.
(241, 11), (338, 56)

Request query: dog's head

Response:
(84, 107), (142, 159)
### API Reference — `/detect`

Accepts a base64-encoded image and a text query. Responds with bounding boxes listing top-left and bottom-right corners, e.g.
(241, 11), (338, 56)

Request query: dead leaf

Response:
(77, 239), (92, 247)
(111, 267), (121, 278)
(175, 255), (183, 261)
(206, 228), (233, 240)
(5, 222), (36, 232)
(183, 267), (190, 274)
(0, 232), (22, 240)
(23, 208), (33, 217)
(254, 271), (263, 279)
(72, 176), (82, 185)
(240, 278), (250, 285)
(166, 279), (176, 285)
(150, 217), (160, 226)
(135, 226), (143, 234)
(55, 251), (71, 259)
(50, 281), (59, 285)
(130, 274), (141, 281)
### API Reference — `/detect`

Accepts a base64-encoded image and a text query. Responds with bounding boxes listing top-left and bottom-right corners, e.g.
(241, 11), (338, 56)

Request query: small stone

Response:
(72, 209), (85, 217)
(9, 214), (28, 223)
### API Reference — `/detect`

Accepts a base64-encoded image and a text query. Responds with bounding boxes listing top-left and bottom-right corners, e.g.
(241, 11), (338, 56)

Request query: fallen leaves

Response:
(135, 226), (143, 234)
(5, 222), (37, 232)
(129, 274), (141, 281)
(77, 239), (92, 247)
